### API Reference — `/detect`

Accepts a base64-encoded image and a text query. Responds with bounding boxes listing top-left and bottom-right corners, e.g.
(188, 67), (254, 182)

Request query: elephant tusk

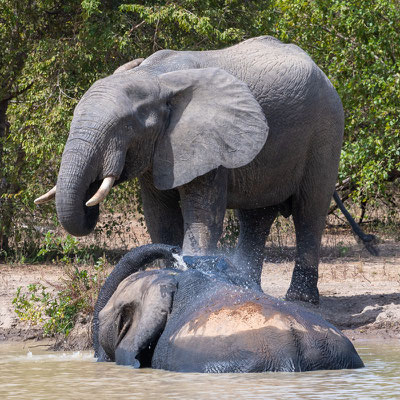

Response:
(34, 186), (56, 205)
(86, 176), (115, 207)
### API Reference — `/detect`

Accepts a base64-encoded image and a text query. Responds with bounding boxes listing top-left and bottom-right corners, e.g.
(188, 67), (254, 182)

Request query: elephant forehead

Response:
(98, 274), (154, 319)
(174, 301), (307, 339)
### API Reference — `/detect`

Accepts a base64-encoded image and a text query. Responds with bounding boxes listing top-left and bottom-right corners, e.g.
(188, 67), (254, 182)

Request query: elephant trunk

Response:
(93, 243), (181, 359)
(55, 103), (128, 236)
(56, 136), (102, 237)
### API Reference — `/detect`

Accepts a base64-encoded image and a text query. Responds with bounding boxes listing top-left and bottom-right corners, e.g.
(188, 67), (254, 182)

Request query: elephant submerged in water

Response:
(93, 244), (364, 373)
(36, 35), (348, 304)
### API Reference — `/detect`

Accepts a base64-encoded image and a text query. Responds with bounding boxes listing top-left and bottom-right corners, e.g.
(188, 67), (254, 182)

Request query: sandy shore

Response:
(262, 240), (400, 341)
(1, 239), (399, 347)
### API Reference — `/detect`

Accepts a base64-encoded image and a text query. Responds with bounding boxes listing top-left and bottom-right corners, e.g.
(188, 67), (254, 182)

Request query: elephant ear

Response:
(153, 68), (269, 190)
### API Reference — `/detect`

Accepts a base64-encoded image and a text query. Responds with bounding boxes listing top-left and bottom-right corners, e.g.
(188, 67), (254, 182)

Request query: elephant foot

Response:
(285, 284), (319, 305)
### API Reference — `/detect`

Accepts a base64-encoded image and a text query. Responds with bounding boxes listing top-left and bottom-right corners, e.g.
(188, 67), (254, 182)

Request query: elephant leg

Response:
(233, 206), (279, 286)
(285, 188), (333, 304)
(139, 174), (184, 246)
(178, 167), (228, 255)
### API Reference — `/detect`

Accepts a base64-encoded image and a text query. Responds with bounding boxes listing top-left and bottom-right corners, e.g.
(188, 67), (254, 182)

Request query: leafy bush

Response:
(1, 1), (398, 254)
(13, 257), (107, 337)
(13, 283), (79, 336)
(35, 232), (101, 264)
(219, 211), (240, 251)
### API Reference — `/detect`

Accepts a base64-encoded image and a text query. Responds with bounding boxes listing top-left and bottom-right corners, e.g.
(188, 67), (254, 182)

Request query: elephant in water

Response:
(36, 35), (347, 304)
(93, 244), (364, 372)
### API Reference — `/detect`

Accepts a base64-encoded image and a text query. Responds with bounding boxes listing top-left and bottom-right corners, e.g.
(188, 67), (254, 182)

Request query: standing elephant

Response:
(36, 36), (345, 303)
(94, 244), (364, 372)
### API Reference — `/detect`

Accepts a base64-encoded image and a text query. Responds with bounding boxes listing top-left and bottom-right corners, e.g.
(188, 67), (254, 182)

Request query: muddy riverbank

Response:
(1, 239), (399, 347)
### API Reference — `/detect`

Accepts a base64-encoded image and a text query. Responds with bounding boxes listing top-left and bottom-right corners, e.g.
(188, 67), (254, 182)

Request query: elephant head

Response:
(98, 269), (178, 367)
(92, 243), (181, 360)
(95, 244), (364, 372)
(36, 66), (268, 236)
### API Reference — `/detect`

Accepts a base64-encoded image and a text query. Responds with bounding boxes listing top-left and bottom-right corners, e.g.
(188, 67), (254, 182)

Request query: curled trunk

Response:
(93, 243), (181, 359)
(56, 138), (100, 236)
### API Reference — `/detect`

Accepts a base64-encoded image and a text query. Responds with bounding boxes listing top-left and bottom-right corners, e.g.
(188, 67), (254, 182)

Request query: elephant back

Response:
(152, 289), (363, 372)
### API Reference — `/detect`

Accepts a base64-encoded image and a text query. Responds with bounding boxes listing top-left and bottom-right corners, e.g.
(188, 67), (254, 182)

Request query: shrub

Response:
(13, 257), (108, 337)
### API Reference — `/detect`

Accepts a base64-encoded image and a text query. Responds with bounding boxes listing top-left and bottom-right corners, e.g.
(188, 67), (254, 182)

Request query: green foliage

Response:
(35, 232), (102, 263)
(13, 283), (80, 336)
(269, 0), (400, 201)
(219, 211), (240, 250)
(2, 229), (105, 264)
(120, 0), (267, 50)
(13, 256), (107, 336)
(1, 1), (398, 253)
(81, 0), (101, 18)
(336, 241), (351, 257)
(1, 0), (138, 252)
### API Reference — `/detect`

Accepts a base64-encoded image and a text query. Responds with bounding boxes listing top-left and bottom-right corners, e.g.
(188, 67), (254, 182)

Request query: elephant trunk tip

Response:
(55, 174), (105, 237)
(56, 195), (100, 237)
(58, 206), (99, 237)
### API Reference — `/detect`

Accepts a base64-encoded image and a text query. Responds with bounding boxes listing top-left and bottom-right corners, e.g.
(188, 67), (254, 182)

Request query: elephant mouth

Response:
(80, 179), (102, 227)
(86, 179), (101, 204)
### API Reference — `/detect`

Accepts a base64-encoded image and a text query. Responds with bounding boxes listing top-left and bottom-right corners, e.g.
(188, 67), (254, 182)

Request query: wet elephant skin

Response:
(96, 246), (364, 373)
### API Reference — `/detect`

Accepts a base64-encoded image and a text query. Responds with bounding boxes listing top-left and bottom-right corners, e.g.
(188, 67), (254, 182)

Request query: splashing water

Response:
(172, 253), (188, 271)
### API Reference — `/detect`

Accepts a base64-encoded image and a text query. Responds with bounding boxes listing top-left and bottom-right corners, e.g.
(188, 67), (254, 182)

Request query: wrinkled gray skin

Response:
(56, 36), (344, 303)
(92, 243), (180, 361)
(95, 244), (364, 373)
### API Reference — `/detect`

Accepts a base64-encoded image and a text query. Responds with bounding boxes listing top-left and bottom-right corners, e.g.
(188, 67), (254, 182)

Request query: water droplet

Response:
(172, 253), (188, 271)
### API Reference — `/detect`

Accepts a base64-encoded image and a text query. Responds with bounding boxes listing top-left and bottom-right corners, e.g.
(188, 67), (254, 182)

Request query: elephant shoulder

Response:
(236, 35), (284, 47)
(140, 50), (201, 74)
(141, 49), (177, 66)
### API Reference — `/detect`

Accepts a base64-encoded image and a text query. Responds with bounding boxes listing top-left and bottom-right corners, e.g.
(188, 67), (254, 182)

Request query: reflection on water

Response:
(0, 341), (399, 400)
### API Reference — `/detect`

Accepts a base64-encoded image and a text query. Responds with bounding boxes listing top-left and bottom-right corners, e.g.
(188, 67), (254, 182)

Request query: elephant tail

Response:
(93, 243), (181, 359)
(333, 191), (379, 256)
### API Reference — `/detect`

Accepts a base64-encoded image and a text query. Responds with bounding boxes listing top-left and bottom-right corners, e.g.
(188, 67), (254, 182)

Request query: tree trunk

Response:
(0, 99), (10, 252)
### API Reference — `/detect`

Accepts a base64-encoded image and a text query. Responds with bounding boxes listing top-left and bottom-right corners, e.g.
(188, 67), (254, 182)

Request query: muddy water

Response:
(0, 341), (399, 400)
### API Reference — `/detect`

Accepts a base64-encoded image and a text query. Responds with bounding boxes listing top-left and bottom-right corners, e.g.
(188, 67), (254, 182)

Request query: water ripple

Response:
(0, 341), (399, 399)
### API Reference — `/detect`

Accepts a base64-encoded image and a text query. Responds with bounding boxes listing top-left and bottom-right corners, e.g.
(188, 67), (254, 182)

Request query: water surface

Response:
(0, 341), (399, 399)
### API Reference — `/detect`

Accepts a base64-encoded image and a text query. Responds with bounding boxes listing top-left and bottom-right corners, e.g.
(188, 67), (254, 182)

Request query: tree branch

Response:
(3, 81), (34, 102)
